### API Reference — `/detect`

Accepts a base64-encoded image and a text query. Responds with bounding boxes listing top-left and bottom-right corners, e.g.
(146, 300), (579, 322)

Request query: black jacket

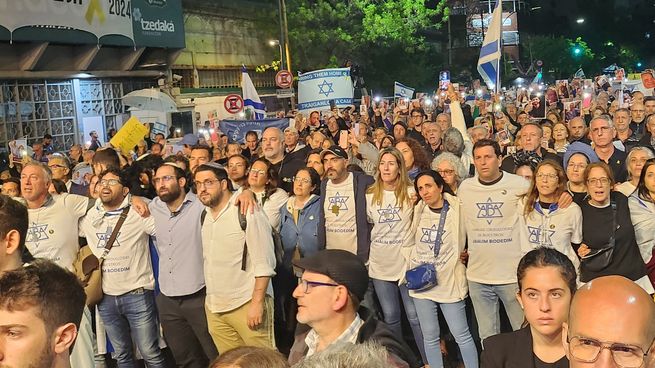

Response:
(273, 146), (310, 193)
(481, 327), (569, 368)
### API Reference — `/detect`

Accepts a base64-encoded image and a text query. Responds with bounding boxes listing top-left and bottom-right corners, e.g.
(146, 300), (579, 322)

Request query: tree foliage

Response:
(286, 0), (448, 93)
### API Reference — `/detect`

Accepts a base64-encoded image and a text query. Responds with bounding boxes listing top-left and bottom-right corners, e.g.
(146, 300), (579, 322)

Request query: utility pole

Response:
(280, 0), (295, 109)
(277, 0), (286, 71)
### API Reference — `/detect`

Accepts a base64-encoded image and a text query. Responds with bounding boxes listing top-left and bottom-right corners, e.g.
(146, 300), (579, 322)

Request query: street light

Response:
(576, 18), (585, 24)
(268, 39), (284, 70)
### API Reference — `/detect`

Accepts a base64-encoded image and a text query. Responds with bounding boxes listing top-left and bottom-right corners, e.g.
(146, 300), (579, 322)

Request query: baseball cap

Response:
(293, 249), (368, 302)
(320, 145), (348, 160)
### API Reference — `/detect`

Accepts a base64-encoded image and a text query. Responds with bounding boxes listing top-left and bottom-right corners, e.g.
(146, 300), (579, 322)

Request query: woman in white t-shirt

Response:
(518, 160), (582, 273)
(365, 147), (426, 364)
(246, 158), (288, 230)
(407, 170), (477, 368)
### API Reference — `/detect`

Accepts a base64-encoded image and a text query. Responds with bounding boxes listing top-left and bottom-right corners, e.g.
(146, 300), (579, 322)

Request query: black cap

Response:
(320, 145), (348, 160)
(293, 250), (368, 302)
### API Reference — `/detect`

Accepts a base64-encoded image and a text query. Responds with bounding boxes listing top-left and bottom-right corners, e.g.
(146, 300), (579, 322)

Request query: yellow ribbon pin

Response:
(85, 0), (106, 25)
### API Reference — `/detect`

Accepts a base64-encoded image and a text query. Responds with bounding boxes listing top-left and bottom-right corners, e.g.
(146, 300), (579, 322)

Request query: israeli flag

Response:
(394, 82), (415, 99)
(241, 66), (266, 120)
(477, 0), (502, 92)
(574, 68), (586, 79)
(297, 68), (354, 113)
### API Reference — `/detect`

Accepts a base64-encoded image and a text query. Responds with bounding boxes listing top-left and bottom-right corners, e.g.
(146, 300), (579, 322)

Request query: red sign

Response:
(223, 94), (244, 114)
(276, 70), (293, 89)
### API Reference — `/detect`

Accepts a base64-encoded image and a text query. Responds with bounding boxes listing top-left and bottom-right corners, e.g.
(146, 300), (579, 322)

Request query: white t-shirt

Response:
(458, 173), (530, 284)
(407, 195), (468, 303)
(254, 188), (288, 231)
(79, 198), (157, 296)
(518, 198), (582, 271)
(26, 194), (89, 270)
(366, 188), (414, 281)
(324, 173), (358, 255)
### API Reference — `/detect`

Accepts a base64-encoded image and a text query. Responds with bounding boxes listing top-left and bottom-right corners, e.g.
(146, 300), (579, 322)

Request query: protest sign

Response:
(219, 118), (289, 143)
(298, 68), (353, 113)
(109, 116), (149, 154)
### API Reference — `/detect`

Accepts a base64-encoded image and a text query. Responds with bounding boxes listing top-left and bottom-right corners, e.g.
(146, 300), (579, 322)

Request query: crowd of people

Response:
(0, 78), (655, 368)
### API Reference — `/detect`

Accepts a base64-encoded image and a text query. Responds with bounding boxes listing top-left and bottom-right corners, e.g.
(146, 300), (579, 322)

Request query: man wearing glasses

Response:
(287, 249), (418, 368)
(148, 162), (218, 367)
(79, 167), (166, 367)
(407, 108), (427, 145)
(194, 163), (276, 353)
(563, 275), (655, 368)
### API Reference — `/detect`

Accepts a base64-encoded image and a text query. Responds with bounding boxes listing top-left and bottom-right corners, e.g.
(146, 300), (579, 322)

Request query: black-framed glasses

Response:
(298, 279), (339, 294)
(567, 335), (650, 368)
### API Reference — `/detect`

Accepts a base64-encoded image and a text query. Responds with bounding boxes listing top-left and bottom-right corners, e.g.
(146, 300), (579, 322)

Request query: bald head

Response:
(564, 276), (655, 367)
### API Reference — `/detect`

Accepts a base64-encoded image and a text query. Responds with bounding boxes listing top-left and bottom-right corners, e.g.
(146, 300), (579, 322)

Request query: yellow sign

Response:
(110, 117), (149, 155)
(85, 0), (106, 25)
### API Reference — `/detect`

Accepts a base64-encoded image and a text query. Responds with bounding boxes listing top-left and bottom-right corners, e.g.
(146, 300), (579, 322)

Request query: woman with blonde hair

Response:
(365, 147), (427, 365)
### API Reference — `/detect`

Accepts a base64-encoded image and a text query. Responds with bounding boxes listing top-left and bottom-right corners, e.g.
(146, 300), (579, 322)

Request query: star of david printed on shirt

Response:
(328, 192), (349, 216)
(527, 226), (555, 246)
(377, 204), (401, 227)
(27, 222), (49, 248)
(420, 224), (445, 250)
(476, 197), (504, 224)
(318, 80), (334, 98)
(96, 226), (121, 248)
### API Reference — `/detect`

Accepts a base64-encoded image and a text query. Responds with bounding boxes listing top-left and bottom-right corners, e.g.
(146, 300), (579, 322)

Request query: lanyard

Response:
(432, 200), (450, 258)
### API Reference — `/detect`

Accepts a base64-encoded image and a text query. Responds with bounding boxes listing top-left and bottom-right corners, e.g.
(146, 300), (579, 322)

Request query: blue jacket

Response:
(279, 195), (322, 269)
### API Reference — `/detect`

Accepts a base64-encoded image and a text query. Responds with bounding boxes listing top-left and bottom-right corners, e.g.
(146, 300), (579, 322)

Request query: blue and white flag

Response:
(574, 68), (585, 79)
(477, 0), (502, 92)
(297, 68), (353, 113)
(241, 66), (266, 120)
(394, 82), (415, 99)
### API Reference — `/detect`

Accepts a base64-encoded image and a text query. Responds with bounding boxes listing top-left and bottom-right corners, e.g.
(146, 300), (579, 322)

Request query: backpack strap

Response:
(238, 210), (248, 271)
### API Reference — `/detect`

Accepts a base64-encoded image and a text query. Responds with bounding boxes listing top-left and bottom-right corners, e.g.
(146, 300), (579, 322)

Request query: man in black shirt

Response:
(500, 123), (562, 173)
(589, 116), (628, 183)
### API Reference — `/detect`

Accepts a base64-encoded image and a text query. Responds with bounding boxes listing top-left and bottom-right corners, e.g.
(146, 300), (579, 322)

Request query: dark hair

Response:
(517, 247), (577, 295)
(473, 138), (502, 157)
(210, 346), (289, 368)
(410, 108), (426, 118)
(294, 167), (321, 195)
(2, 178), (21, 195)
(395, 137), (431, 171)
(637, 159), (655, 203)
(194, 164), (234, 192)
(346, 164), (365, 173)
(92, 148), (120, 172)
(248, 158), (279, 198)
(190, 145), (212, 159)
(413, 169), (455, 205)
(228, 154), (250, 169)
(0, 259), (86, 335)
(306, 148), (323, 161)
(151, 142), (163, 151)
(98, 167), (131, 190)
(43, 134), (52, 140)
(245, 131), (259, 140)
(50, 179), (68, 194)
(0, 194), (28, 255)
(165, 155), (190, 171)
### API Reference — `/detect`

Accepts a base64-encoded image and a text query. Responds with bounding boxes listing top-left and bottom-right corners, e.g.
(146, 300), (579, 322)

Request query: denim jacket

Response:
(279, 194), (322, 269)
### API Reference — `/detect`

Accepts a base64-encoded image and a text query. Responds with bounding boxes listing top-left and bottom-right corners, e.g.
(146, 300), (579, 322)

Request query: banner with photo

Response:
(297, 68), (353, 113)
(219, 118), (289, 144)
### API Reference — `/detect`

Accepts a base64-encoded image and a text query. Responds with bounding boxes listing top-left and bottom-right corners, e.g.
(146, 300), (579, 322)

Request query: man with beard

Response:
(262, 127), (306, 193)
(79, 168), (166, 367)
(630, 102), (647, 137)
(194, 163), (276, 352)
(149, 162), (218, 367)
(0, 259), (86, 368)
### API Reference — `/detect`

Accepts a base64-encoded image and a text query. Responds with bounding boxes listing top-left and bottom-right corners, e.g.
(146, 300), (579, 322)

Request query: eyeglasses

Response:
(437, 169), (455, 176)
(99, 179), (121, 187)
(48, 164), (67, 169)
(293, 177), (311, 185)
(298, 279), (339, 294)
(567, 336), (650, 368)
(587, 177), (610, 186)
(536, 173), (558, 181)
(194, 179), (220, 188)
(153, 175), (177, 185)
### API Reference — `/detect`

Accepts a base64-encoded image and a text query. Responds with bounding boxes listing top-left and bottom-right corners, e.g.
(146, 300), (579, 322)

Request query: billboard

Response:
(0, 0), (185, 48)
(468, 12), (518, 47)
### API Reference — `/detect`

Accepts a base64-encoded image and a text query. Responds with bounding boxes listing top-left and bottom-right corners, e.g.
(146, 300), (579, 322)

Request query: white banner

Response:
(394, 81), (415, 99)
(0, 0), (134, 42)
(298, 68), (353, 112)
